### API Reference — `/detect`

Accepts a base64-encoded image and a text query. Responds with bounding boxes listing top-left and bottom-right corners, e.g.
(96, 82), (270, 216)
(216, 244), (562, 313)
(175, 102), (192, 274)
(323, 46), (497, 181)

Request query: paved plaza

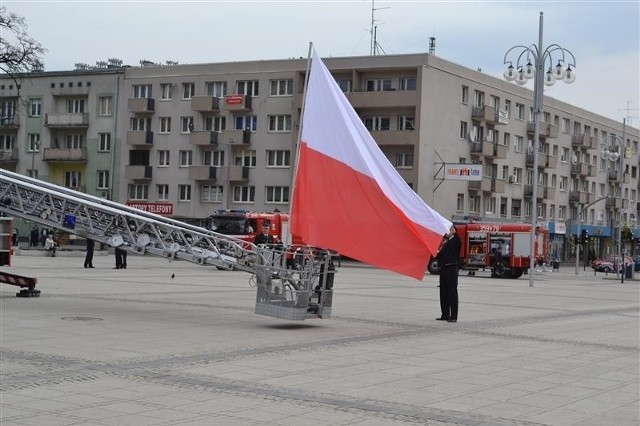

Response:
(1, 254), (638, 426)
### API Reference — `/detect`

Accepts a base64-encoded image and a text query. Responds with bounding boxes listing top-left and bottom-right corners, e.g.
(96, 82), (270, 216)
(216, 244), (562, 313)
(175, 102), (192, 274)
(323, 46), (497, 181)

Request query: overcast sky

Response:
(4, 0), (639, 126)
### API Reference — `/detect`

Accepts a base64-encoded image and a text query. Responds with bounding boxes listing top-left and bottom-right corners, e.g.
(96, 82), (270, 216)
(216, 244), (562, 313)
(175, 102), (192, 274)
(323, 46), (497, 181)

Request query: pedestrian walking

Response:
(30, 225), (39, 247)
(114, 247), (127, 269)
(435, 225), (462, 323)
(84, 238), (95, 268)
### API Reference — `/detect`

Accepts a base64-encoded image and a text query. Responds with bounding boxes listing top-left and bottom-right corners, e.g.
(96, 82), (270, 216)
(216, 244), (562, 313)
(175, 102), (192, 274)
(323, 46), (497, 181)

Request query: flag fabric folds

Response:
(291, 49), (452, 280)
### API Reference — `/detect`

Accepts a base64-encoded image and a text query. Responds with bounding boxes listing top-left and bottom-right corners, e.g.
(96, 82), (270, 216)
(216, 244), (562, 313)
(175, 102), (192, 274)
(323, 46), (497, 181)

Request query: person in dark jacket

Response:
(84, 238), (95, 268)
(254, 226), (274, 246)
(435, 225), (462, 322)
(114, 247), (127, 269)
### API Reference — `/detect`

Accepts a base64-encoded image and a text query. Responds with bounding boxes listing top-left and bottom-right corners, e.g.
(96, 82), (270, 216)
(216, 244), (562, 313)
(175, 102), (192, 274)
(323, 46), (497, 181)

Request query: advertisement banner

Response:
(444, 164), (483, 181)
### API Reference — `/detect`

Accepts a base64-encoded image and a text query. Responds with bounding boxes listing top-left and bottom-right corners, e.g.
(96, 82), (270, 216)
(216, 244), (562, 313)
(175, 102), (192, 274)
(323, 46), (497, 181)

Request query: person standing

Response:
(44, 234), (58, 257)
(84, 238), (95, 268)
(254, 226), (274, 246)
(114, 247), (127, 269)
(30, 225), (39, 247)
(435, 225), (462, 323)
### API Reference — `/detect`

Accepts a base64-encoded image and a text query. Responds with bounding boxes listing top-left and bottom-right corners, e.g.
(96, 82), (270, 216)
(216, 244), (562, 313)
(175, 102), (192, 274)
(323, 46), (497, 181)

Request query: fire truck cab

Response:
(428, 222), (549, 279)
(206, 209), (291, 245)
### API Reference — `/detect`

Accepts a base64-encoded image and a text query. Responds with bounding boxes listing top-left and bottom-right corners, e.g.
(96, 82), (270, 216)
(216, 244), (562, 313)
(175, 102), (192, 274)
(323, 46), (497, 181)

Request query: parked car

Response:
(591, 256), (633, 273)
(634, 256), (640, 272)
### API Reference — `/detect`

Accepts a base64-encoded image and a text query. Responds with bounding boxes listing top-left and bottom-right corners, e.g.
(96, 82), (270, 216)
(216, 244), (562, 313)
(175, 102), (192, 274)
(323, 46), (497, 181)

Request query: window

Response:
(513, 167), (522, 184)
(559, 205), (566, 220)
(474, 90), (485, 107)
(181, 116), (193, 133)
(266, 186), (289, 203)
(29, 98), (42, 117)
(130, 117), (151, 131)
(268, 115), (292, 132)
(203, 150), (224, 166)
(396, 152), (413, 168)
(157, 184), (169, 201)
(28, 133), (40, 152)
(511, 199), (522, 217)
(206, 81), (227, 97)
(0, 134), (14, 150)
(460, 121), (468, 139)
(235, 115), (257, 131)
(461, 85), (469, 104)
(562, 118), (570, 134)
(560, 176), (567, 191)
(398, 115), (415, 130)
(160, 83), (172, 100)
(514, 135), (523, 152)
(182, 82), (195, 99)
(270, 79), (293, 96)
(469, 195), (480, 214)
(550, 205), (555, 219)
(234, 149), (256, 167)
(97, 170), (109, 190)
(490, 95), (500, 109)
(233, 185), (255, 202)
(502, 165), (509, 180)
(132, 84), (152, 98)
(98, 96), (112, 115)
(516, 103), (525, 120)
(67, 99), (85, 113)
(1, 99), (16, 117)
(484, 197), (496, 215)
(27, 169), (38, 179)
(98, 133), (111, 152)
(64, 171), (81, 188)
(399, 77), (416, 91)
(363, 116), (390, 131)
(503, 132), (510, 147)
(178, 184), (192, 201)
(504, 99), (511, 114)
(366, 79), (392, 91)
(159, 117), (171, 133)
(202, 185), (223, 202)
(236, 80), (259, 96)
(456, 194), (464, 211)
(158, 150), (170, 167)
(204, 116), (226, 132)
(337, 80), (352, 93)
(266, 150), (290, 167)
(65, 134), (83, 149)
(179, 150), (193, 167)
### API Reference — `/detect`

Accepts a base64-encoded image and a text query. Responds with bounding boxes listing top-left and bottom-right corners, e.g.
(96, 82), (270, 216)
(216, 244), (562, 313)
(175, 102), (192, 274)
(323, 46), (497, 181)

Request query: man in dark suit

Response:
(435, 225), (462, 322)
(84, 238), (95, 268)
(254, 226), (274, 246)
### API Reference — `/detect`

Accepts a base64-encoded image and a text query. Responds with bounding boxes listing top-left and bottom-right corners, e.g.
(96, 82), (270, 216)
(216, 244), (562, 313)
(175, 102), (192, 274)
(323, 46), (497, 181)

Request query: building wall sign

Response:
(126, 202), (173, 216)
(498, 109), (509, 124)
(225, 95), (243, 105)
(444, 164), (483, 181)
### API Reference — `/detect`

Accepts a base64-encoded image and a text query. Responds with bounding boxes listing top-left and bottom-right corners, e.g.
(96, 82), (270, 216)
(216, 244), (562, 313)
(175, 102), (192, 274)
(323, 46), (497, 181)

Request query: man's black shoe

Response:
(447, 319), (457, 323)
(436, 317), (448, 321)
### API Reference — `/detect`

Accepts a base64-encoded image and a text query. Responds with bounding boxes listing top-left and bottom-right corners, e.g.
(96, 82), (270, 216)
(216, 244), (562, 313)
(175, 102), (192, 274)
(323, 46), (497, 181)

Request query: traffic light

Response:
(580, 229), (588, 245)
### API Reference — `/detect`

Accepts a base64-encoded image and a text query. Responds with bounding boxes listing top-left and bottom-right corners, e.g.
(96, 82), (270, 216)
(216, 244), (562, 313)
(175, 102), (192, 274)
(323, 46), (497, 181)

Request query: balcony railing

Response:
(126, 131), (154, 146)
(345, 90), (417, 108)
(128, 98), (155, 113)
(471, 105), (508, 125)
(125, 165), (152, 180)
(228, 165), (250, 181)
(0, 149), (18, 162)
(526, 152), (547, 169)
(42, 148), (87, 162)
(44, 113), (89, 127)
(189, 131), (219, 146)
(0, 116), (19, 128)
(571, 133), (595, 149)
(468, 177), (492, 192)
(527, 122), (559, 139)
(188, 166), (218, 181)
(191, 96), (221, 113)
(225, 129), (251, 146)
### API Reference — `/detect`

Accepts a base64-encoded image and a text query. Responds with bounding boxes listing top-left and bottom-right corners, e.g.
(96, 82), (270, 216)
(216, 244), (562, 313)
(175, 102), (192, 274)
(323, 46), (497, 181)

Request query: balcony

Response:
(224, 129), (252, 146)
(370, 130), (418, 146)
(44, 113), (89, 128)
(128, 98), (155, 113)
(482, 141), (508, 159)
(469, 141), (482, 155)
(42, 148), (87, 162)
(346, 90), (417, 108)
(544, 187), (556, 200)
(570, 163), (589, 176)
(545, 155), (558, 169)
(492, 178), (506, 193)
(527, 122), (559, 139)
(526, 152), (547, 169)
(571, 133), (595, 149)
(189, 131), (219, 147)
(588, 165), (597, 177)
(222, 94), (252, 112)
(606, 197), (616, 208)
(126, 131), (154, 147)
(0, 116), (19, 128)
(191, 96), (221, 113)
(524, 185), (544, 199)
(468, 177), (492, 192)
(125, 165), (152, 180)
(569, 191), (588, 204)
(188, 166), (217, 181)
(0, 149), (18, 163)
(228, 165), (250, 181)
(471, 105), (507, 125)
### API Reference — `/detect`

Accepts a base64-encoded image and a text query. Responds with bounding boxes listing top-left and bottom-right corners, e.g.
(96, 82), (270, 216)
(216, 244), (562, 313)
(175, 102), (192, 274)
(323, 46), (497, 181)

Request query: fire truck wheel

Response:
(509, 268), (524, 279)
(427, 258), (441, 275)
(491, 262), (507, 278)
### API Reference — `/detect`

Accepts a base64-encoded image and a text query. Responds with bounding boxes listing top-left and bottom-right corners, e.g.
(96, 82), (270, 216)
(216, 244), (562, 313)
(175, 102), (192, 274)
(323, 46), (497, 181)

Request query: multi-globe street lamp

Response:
(600, 120), (628, 283)
(503, 11), (576, 287)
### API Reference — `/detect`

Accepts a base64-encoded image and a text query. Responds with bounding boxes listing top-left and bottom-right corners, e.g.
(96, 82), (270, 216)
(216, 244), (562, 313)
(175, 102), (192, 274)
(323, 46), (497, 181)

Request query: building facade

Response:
(1, 53), (638, 261)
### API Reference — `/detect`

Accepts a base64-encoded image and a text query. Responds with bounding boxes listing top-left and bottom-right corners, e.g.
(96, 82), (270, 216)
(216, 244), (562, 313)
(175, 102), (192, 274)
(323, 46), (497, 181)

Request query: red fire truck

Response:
(427, 222), (549, 279)
(206, 209), (293, 245)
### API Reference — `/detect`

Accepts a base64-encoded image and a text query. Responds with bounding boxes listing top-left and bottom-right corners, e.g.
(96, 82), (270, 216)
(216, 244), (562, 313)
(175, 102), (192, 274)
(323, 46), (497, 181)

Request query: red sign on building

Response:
(225, 94), (244, 105)
(126, 202), (173, 216)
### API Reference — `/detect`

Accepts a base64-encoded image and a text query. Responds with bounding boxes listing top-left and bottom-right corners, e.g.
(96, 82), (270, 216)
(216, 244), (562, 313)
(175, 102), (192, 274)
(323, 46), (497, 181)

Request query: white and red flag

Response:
(291, 49), (452, 280)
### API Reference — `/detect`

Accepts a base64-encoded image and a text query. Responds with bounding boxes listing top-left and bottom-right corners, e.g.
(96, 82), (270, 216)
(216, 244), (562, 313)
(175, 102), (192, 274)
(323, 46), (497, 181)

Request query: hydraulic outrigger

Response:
(0, 170), (334, 320)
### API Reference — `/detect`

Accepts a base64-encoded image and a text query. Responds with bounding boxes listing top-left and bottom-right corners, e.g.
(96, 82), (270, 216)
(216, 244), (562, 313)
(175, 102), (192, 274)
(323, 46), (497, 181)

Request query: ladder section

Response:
(0, 169), (255, 272)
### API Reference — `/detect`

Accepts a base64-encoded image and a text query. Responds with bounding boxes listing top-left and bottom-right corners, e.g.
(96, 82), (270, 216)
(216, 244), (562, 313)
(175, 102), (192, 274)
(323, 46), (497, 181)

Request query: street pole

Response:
(575, 221), (580, 275)
(620, 118), (627, 284)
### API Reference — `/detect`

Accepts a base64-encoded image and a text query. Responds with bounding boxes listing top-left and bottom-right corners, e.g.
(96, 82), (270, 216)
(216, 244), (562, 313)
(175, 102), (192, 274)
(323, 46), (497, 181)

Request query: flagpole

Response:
(288, 42), (314, 243)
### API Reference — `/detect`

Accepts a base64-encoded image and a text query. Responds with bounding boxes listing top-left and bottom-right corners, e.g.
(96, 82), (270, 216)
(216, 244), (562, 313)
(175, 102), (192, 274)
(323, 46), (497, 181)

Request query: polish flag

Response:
(291, 50), (452, 280)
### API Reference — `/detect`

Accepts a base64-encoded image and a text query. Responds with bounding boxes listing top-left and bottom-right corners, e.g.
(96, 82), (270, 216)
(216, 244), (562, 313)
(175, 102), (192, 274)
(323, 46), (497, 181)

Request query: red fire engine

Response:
(428, 222), (549, 279)
(206, 209), (293, 245)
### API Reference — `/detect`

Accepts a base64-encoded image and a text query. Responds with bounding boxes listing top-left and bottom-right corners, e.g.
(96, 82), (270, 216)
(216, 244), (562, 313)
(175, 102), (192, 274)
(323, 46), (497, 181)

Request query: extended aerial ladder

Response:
(0, 169), (335, 320)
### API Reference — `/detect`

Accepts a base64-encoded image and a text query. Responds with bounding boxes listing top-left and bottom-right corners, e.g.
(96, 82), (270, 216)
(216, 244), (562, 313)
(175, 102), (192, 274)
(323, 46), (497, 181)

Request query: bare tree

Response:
(0, 6), (46, 88)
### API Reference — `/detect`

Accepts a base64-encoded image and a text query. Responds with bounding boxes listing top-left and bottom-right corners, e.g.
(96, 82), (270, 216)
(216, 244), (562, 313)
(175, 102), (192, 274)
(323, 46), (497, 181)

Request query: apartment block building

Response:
(1, 53), (638, 260)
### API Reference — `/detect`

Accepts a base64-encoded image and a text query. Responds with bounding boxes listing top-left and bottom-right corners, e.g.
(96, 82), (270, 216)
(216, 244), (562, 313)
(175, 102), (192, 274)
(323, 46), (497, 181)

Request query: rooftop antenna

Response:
(429, 37), (436, 55)
(370, 0), (390, 56)
(619, 100), (638, 127)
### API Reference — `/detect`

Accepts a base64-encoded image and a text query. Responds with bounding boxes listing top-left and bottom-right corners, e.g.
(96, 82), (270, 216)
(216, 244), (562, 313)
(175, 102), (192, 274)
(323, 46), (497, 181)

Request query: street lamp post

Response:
(503, 11), (576, 287)
(599, 118), (628, 283)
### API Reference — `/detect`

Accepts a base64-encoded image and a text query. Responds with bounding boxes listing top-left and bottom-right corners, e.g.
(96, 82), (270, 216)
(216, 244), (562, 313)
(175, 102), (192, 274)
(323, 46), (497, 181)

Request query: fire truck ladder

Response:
(0, 169), (334, 320)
